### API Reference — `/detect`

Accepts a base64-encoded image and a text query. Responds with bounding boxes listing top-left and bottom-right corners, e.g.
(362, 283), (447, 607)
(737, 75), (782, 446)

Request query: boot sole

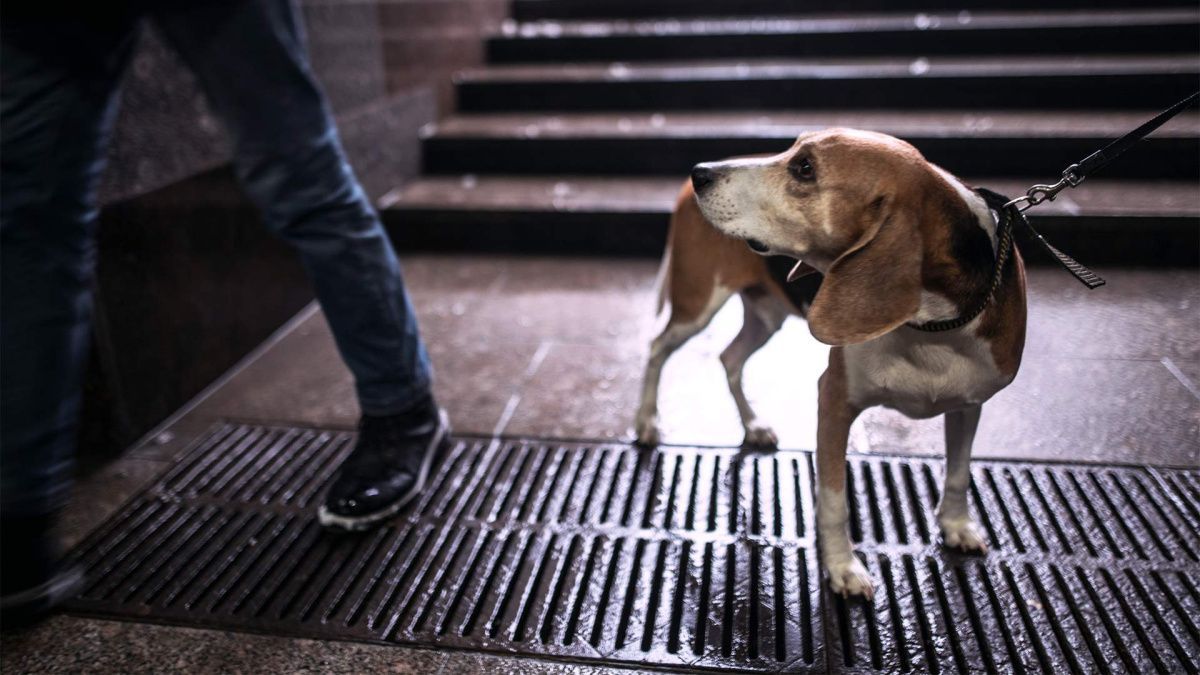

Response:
(316, 409), (451, 532)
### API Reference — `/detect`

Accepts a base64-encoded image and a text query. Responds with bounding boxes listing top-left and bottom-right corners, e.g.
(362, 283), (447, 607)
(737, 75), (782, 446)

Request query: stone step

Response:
(456, 55), (1200, 112)
(421, 110), (1200, 179)
(512, 0), (1200, 21)
(489, 9), (1200, 63)
(380, 175), (1200, 264)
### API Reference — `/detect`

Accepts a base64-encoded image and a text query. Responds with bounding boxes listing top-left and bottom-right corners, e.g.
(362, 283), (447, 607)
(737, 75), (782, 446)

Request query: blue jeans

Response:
(0, 1), (433, 517)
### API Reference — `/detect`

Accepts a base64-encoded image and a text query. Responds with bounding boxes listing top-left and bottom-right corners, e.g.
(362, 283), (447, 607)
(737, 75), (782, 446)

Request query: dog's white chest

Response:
(843, 329), (1009, 418)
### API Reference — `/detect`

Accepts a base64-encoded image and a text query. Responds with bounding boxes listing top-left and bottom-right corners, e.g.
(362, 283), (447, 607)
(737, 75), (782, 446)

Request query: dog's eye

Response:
(790, 157), (815, 181)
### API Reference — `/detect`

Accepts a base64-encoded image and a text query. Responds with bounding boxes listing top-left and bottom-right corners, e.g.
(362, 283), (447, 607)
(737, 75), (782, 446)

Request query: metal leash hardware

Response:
(997, 90), (1198, 288)
(1002, 166), (1083, 213)
(1006, 90), (1199, 214)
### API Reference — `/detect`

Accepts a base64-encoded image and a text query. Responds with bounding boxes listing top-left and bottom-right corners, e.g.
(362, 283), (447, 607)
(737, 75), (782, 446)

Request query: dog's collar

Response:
(906, 188), (1016, 333)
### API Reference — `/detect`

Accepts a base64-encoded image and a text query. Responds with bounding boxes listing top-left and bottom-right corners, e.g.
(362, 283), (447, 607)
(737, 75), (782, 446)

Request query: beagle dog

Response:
(635, 128), (1026, 598)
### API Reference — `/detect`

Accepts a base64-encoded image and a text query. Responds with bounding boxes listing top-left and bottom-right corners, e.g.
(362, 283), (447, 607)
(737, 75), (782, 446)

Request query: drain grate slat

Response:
(66, 423), (1198, 673)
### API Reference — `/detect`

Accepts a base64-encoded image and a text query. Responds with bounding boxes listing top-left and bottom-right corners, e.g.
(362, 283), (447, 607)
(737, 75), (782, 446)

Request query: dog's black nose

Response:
(691, 165), (716, 192)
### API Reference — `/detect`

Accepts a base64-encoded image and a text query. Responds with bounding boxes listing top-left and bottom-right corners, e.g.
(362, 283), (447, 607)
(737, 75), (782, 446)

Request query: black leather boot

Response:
(318, 395), (450, 532)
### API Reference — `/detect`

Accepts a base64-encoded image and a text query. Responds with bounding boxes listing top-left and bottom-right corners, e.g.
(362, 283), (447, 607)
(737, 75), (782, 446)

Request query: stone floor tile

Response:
(860, 356), (1200, 465)
(1161, 357), (1200, 402)
(501, 306), (870, 452)
(0, 616), (447, 674)
(185, 306), (543, 435)
(469, 257), (661, 347)
(1023, 267), (1199, 361)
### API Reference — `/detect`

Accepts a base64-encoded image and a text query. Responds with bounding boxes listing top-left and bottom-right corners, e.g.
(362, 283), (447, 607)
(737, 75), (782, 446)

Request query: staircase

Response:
(381, 0), (1200, 265)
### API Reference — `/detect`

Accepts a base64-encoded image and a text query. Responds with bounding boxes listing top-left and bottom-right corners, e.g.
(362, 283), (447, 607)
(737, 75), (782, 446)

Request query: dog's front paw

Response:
(940, 517), (989, 553)
(743, 421), (778, 449)
(634, 416), (661, 447)
(826, 556), (874, 599)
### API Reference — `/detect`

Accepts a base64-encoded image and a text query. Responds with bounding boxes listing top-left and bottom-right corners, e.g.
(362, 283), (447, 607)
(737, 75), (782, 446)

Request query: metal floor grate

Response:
(66, 423), (1200, 673)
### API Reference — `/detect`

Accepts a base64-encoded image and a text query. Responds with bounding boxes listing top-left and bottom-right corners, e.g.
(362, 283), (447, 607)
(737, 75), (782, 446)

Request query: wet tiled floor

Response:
(169, 256), (1200, 464)
(4, 254), (1198, 673)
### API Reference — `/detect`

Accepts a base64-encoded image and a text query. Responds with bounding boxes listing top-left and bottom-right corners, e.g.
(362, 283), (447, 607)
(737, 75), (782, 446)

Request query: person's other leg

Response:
(151, 0), (431, 416)
(0, 9), (138, 622)
(151, 0), (445, 532)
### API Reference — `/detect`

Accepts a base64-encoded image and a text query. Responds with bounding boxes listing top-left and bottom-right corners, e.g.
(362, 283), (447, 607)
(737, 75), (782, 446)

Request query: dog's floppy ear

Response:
(807, 196), (923, 345)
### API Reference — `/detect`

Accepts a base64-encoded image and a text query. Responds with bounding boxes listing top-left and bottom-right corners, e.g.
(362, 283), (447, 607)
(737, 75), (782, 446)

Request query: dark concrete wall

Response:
(378, 0), (510, 111)
(98, 1), (444, 206)
(84, 0), (502, 456)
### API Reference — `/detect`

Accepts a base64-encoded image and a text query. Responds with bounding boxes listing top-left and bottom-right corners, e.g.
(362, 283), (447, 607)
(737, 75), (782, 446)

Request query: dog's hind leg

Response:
(635, 286), (732, 447)
(721, 289), (787, 448)
(938, 405), (988, 553)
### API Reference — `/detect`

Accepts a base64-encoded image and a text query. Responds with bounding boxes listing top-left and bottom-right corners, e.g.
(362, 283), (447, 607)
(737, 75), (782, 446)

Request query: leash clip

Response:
(1004, 165), (1085, 213)
(990, 91), (1200, 290)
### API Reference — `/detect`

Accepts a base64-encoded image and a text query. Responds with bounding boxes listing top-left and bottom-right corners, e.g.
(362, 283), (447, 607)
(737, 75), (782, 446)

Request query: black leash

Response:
(999, 90), (1199, 290)
(908, 91), (1199, 332)
(1007, 91), (1200, 214)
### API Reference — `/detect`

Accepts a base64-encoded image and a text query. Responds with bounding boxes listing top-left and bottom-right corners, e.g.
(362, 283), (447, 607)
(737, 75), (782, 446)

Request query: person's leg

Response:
(0, 9), (139, 622)
(150, 0), (431, 418)
(150, 0), (445, 531)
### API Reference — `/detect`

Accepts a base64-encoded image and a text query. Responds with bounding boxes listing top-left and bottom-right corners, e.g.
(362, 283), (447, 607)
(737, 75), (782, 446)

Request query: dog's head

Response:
(692, 128), (941, 346)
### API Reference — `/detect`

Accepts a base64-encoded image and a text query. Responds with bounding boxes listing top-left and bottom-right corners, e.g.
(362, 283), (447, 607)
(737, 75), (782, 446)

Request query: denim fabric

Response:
(0, 0), (432, 517)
